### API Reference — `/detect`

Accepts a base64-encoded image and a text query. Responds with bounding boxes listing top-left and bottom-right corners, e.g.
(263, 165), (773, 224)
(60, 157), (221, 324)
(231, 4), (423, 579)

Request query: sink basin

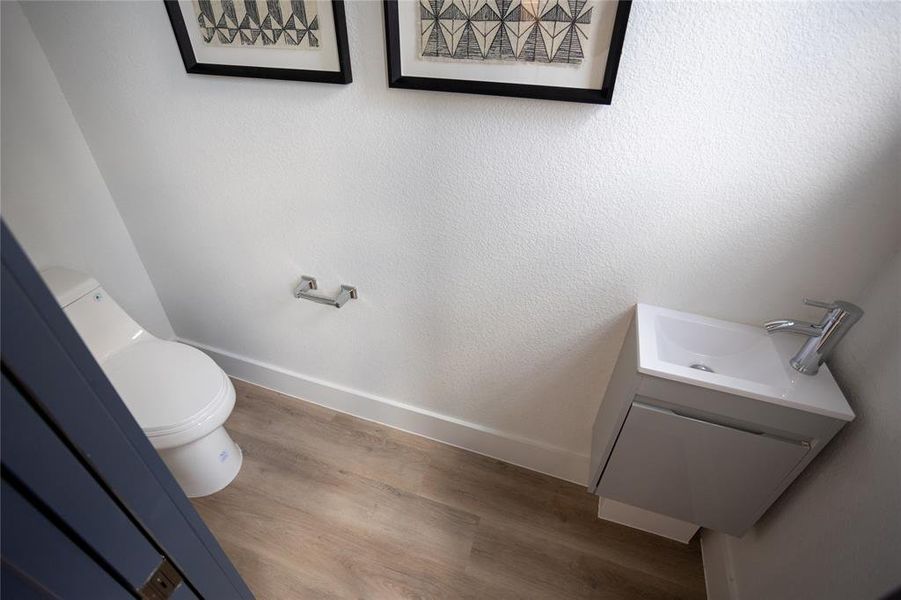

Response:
(636, 304), (854, 421)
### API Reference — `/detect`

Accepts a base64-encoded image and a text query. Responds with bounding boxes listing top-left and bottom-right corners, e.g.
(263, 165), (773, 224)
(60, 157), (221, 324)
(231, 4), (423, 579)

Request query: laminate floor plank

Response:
(419, 444), (704, 589)
(228, 381), (433, 493)
(466, 522), (700, 600)
(224, 430), (480, 568)
(193, 379), (706, 599)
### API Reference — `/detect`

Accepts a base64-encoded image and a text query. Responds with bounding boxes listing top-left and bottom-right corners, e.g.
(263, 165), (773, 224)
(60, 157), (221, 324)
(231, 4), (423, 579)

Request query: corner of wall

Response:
(700, 531), (738, 600)
(2, 0), (176, 340)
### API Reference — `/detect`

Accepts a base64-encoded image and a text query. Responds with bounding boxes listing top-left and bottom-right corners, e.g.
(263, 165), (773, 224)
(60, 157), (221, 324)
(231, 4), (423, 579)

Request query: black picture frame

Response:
(384, 0), (631, 104)
(163, 0), (352, 84)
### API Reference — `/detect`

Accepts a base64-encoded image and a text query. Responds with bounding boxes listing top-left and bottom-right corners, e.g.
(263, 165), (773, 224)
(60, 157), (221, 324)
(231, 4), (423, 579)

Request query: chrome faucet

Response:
(764, 299), (863, 375)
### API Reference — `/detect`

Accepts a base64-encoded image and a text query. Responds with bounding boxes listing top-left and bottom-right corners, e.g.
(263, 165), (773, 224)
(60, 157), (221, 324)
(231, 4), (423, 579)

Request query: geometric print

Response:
(420, 0), (593, 64)
(193, 0), (321, 49)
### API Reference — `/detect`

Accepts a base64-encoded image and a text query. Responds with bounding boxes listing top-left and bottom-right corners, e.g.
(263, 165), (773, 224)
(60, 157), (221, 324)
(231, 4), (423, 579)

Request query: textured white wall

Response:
(1, 1), (174, 339)
(705, 251), (901, 600)
(20, 1), (899, 459)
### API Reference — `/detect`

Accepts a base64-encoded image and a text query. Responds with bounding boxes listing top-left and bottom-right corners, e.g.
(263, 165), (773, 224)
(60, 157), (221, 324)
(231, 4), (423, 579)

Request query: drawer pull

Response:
(633, 402), (810, 447)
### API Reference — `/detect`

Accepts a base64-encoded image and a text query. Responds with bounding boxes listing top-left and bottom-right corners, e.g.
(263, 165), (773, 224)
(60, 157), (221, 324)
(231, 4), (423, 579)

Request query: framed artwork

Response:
(164, 0), (352, 84)
(384, 0), (631, 104)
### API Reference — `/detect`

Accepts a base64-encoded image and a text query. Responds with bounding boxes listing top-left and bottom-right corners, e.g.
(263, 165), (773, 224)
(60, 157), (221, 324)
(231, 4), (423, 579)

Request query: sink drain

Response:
(689, 363), (715, 373)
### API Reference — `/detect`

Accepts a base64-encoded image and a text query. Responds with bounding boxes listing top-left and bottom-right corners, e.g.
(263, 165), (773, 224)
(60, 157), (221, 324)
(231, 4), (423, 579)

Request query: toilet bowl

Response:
(40, 267), (242, 497)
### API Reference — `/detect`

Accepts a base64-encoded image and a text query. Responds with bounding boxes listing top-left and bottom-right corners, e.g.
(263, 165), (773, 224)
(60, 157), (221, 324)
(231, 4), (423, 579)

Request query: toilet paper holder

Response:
(293, 276), (357, 308)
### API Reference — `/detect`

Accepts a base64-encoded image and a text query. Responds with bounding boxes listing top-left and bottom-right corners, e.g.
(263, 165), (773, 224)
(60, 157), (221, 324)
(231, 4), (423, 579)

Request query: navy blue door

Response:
(1, 221), (252, 599)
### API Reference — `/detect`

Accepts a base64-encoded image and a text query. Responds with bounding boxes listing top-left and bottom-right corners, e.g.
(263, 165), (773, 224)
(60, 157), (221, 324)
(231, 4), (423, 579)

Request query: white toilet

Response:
(41, 267), (242, 498)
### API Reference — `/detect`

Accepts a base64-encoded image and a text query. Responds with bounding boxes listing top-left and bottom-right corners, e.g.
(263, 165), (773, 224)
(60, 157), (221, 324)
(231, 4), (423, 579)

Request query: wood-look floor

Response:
(192, 380), (706, 599)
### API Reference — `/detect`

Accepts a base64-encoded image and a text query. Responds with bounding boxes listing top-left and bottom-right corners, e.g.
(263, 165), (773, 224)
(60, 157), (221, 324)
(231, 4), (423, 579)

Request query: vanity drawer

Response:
(596, 401), (810, 536)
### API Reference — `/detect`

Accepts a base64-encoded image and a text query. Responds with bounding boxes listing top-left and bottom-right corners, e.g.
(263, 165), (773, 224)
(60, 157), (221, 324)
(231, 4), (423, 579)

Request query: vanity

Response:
(588, 304), (855, 541)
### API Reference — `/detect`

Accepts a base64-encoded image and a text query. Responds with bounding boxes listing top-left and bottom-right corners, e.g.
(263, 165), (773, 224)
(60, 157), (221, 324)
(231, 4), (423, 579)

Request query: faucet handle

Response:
(804, 298), (864, 325)
(803, 298), (839, 310)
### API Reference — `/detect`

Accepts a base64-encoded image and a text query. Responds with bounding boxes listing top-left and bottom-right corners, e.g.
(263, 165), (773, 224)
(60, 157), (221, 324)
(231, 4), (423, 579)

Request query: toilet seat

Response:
(102, 340), (235, 449)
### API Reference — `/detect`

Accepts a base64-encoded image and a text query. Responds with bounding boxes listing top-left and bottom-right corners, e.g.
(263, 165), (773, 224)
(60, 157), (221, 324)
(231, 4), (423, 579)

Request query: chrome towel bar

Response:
(293, 276), (357, 308)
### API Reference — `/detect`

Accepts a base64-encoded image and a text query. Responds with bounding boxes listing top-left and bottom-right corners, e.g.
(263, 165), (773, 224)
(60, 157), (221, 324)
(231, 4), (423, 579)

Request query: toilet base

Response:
(157, 426), (242, 498)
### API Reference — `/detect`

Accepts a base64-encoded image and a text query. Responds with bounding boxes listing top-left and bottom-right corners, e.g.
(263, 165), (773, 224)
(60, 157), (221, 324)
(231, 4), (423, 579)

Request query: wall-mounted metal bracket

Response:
(293, 276), (357, 308)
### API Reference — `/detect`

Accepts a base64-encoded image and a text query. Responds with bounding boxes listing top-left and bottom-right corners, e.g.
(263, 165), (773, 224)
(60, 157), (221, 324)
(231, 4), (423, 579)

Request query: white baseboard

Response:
(700, 531), (738, 600)
(182, 339), (590, 485)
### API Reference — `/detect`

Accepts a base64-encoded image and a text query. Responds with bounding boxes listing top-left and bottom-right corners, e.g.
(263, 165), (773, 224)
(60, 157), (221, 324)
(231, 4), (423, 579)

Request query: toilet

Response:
(41, 267), (242, 498)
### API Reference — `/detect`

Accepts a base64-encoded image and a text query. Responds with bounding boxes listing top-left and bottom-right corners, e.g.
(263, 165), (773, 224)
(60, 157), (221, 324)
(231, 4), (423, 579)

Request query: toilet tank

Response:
(40, 267), (150, 363)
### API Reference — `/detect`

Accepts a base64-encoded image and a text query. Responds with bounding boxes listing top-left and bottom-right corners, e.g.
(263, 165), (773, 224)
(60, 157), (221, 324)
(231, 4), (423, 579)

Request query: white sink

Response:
(590, 304), (856, 539)
(635, 304), (855, 421)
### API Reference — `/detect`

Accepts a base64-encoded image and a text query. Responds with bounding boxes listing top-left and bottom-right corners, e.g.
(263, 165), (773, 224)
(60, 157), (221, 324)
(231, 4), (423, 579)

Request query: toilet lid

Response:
(102, 340), (230, 433)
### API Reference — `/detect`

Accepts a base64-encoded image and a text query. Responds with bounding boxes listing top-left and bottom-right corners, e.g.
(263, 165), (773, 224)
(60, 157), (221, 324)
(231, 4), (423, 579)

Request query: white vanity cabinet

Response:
(597, 400), (810, 535)
(588, 305), (854, 540)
